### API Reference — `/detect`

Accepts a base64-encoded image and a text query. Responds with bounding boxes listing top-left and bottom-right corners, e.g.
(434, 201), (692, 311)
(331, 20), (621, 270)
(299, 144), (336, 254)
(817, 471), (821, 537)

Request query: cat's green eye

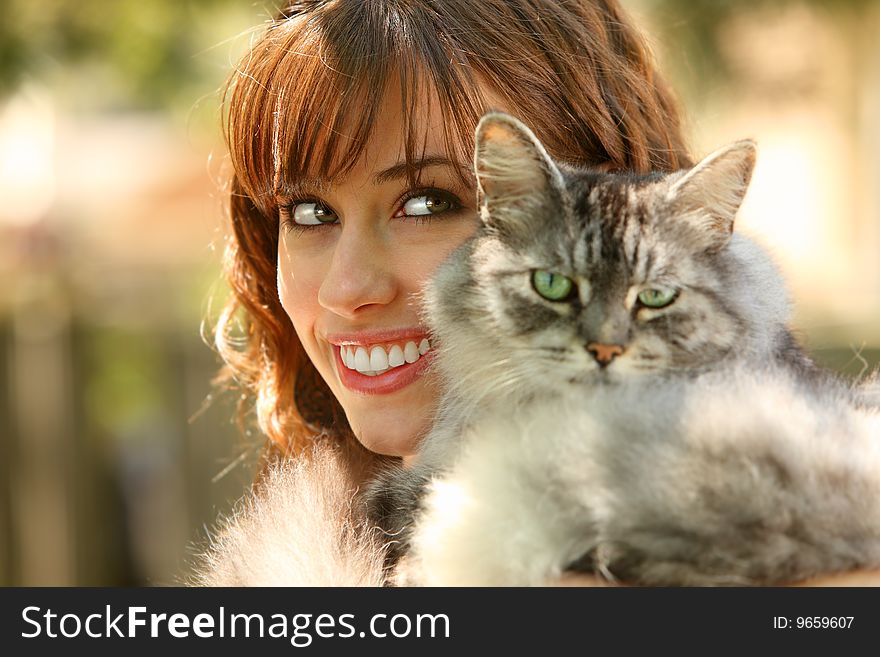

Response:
(637, 288), (677, 308)
(532, 270), (575, 301)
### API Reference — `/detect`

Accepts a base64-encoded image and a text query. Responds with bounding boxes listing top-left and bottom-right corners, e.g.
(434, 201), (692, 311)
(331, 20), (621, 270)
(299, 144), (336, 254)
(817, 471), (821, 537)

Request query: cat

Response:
(367, 111), (880, 586)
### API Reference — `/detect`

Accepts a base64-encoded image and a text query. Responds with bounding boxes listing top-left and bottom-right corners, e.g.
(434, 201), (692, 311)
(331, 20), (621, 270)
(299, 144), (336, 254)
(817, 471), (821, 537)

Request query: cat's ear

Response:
(474, 112), (565, 236)
(667, 140), (756, 251)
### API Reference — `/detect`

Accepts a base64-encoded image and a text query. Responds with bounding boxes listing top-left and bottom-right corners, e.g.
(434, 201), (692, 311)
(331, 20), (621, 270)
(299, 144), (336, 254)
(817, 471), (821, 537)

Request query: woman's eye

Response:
(399, 194), (453, 216)
(637, 288), (677, 308)
(292, 202), (338, 225)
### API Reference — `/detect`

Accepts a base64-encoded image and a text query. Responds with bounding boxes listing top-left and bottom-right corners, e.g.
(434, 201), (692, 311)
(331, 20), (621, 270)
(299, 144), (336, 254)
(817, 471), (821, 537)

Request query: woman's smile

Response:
(327, 328), (436, 395)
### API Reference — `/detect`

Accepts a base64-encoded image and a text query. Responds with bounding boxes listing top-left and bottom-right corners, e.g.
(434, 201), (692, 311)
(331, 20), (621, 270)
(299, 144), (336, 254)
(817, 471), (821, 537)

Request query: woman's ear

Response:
(474, 112), (565, 237)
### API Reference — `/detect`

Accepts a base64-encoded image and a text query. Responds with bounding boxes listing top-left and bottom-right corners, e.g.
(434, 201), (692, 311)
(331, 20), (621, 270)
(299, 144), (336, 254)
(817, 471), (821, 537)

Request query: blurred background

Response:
(1, 0), (878, 586)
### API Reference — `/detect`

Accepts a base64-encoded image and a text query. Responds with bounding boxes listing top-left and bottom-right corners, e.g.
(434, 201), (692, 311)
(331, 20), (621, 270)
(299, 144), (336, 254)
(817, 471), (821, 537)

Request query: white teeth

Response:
(388, 344), (405, 367)
(370, 346), (389, 371)
(404, 341), (420, 363)
(339, 339), (432, 375)
(354, 347), (371, 373)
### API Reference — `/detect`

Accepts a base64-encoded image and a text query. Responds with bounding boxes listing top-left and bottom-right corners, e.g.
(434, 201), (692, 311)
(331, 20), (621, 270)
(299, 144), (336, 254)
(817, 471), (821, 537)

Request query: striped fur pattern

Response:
(368, 113), (880, 585)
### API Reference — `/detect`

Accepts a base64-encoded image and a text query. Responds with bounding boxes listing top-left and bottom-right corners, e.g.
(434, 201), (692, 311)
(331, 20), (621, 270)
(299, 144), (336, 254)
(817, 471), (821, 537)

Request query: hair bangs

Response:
(225, 1), (490, 219)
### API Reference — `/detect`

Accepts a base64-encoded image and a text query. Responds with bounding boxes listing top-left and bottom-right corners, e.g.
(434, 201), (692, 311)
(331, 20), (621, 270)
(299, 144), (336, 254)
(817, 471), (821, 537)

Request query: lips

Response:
(333, 343), (434, 395)
(326, 329), (436, 395)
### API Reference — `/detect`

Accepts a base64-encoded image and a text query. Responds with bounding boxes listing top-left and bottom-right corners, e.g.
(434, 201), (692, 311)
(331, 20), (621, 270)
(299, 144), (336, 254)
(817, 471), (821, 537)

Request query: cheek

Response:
(398, 221), (478, 289)
(625, 333), (673, 369)
(641, 296), (739, 365)
(277, 244), (324, 338)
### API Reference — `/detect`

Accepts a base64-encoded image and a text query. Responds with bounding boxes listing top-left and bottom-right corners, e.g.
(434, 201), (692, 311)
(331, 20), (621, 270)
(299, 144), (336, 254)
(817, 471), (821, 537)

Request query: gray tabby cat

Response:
(368, 112), (880, 586)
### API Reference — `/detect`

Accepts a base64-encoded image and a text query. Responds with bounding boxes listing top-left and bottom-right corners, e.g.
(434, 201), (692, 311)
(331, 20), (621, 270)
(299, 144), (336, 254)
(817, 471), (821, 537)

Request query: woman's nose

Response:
(317, 224), (396, 318)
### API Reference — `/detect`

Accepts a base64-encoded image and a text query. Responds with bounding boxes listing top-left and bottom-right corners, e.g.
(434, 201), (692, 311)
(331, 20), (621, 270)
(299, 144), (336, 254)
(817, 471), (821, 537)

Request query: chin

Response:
(356, 433), (418, 458)
(349, 418), (426, 458)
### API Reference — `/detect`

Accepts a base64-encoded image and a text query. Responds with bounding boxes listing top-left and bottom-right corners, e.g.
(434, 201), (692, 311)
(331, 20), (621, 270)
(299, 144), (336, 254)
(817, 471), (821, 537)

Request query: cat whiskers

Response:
(457, 365), (531, 419)
(847, 341), (870, 381)
(449, 356), (543, 424)
(445, 344), (561, 395)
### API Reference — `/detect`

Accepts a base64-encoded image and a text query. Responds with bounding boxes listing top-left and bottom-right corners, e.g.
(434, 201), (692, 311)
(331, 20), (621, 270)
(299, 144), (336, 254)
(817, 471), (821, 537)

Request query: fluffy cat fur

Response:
(368, 112), (880, 586)
(191, 440), (386, 586)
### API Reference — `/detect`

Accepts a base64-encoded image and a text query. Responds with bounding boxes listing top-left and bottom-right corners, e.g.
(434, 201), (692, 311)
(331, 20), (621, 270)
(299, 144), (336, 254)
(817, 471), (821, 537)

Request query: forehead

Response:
(274, 74), (474, 198)
(337, 83), (447, 180)
(566, 176), (676, 276)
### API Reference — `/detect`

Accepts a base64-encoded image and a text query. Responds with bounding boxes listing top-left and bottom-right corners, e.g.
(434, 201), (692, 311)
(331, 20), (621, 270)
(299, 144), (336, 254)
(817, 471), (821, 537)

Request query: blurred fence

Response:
(1, 272), (259, 586)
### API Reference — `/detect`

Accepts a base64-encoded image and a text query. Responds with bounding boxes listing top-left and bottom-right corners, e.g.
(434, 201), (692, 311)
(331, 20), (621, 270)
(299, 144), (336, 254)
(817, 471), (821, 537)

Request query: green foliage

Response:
(643, 0), (874, 92)
(3, 0), (874, 114)
(0, 0), (259, 112)
(83, 326), (167, 437)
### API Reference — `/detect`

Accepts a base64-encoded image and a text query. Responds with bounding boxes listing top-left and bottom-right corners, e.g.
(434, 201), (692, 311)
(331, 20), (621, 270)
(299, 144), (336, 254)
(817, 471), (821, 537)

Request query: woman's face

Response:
(277, 87), (479, 457)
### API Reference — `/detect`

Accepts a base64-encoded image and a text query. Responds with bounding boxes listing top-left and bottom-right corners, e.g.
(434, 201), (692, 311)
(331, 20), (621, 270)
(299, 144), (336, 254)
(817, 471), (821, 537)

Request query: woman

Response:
(198, 0), (877, 586)
(218, 0), (687, 460)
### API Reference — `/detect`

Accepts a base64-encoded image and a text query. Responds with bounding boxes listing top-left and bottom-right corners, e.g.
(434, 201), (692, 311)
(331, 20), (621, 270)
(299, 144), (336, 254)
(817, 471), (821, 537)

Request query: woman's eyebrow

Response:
(373, 156), (466, 185)
(276, 157), (469, 201)
(276, 178), (329, 202)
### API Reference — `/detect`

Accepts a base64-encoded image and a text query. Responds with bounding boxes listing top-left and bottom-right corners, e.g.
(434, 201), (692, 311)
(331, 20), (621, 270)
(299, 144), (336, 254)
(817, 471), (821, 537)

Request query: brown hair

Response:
(215, 0), (692, 460)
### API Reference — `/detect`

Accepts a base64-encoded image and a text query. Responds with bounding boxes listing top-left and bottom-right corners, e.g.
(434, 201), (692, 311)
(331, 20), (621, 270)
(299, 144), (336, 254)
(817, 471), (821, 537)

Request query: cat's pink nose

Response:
(586, 342), (624, 366)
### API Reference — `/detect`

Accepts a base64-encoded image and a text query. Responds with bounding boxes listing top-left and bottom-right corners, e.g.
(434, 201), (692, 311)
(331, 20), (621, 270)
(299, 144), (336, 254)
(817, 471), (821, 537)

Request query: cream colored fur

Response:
(400, 366), (880, 586)
(191, 442), (387, 587)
